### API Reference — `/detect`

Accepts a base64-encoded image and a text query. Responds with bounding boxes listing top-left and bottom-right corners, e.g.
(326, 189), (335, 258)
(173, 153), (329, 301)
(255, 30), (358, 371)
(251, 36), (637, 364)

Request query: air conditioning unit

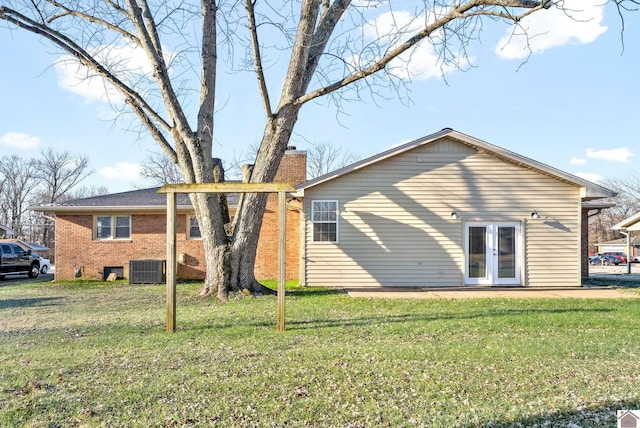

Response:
(129, 259), (166, 284)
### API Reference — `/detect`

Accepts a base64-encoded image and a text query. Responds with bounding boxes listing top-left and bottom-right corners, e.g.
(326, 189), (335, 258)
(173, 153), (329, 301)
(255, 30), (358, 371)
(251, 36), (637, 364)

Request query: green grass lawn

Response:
(1, 279), (639, 427)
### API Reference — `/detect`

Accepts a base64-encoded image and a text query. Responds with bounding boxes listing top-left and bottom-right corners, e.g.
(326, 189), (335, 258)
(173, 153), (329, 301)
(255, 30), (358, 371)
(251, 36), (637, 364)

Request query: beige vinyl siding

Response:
(304, 138), (581, 288)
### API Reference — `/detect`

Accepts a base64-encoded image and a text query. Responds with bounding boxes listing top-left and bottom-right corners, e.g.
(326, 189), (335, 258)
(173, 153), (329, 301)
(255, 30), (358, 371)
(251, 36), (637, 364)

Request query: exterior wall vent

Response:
(103, 266), (124, 281)
(129, 259), (166, 284)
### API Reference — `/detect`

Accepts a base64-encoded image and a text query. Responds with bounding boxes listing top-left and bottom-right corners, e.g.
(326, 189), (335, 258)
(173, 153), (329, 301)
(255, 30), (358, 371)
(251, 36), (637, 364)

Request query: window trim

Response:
(187, 214), (202, 240)
(94, 215), (132, 240)
(311, 200), (339, 243)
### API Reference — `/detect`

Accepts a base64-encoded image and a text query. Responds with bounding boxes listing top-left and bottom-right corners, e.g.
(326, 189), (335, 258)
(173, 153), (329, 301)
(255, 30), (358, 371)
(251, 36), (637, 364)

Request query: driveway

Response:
(0, 273), (55, 286)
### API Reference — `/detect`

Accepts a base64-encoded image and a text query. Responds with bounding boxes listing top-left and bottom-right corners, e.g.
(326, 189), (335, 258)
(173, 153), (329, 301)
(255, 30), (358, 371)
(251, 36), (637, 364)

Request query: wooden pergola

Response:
(158, 183), (296, 332)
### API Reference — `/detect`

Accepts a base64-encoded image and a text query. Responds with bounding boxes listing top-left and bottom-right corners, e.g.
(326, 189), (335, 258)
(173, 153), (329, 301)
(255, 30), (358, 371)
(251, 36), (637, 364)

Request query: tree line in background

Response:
(0, 149), (107, 250)
(589, 174), (640, 251)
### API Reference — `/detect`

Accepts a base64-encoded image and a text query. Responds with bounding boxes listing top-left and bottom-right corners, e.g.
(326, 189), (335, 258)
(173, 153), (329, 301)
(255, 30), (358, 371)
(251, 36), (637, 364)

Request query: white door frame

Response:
(464, 222), (522, 286)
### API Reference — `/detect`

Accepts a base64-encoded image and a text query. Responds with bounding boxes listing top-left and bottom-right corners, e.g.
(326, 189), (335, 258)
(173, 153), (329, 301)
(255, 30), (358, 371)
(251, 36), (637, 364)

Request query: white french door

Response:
(465, 222), (521, 285)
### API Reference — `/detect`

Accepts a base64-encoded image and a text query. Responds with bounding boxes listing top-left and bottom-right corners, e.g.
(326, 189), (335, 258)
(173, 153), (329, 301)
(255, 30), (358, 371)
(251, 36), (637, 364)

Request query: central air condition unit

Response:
(129, 259), (166, 284)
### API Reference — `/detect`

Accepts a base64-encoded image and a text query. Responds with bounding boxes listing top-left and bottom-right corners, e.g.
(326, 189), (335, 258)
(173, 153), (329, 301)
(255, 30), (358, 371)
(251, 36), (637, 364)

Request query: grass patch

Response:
(583, 277), (640, 289)
(1, 280), (639, 427)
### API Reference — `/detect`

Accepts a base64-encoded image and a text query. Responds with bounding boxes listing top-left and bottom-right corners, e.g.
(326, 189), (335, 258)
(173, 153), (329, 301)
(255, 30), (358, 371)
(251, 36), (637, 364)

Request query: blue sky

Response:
(0, 1), (638, 193)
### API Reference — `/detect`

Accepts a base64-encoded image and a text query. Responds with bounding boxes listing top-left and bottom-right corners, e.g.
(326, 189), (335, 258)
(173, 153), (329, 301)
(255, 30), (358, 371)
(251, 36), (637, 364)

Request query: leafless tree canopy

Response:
(307, 141), (362, 178)
(0, 150), (95, 246)
(139, 151), (184, 186)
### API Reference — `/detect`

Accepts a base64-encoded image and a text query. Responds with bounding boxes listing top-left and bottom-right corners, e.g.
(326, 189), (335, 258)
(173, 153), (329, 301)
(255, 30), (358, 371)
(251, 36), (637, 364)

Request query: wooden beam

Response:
(166, 192), (177, 332)
(158, 183), (295, 194)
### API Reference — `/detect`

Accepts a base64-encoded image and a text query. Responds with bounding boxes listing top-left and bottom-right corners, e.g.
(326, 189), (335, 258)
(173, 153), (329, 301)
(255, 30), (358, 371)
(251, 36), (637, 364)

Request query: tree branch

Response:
(0, 5), (172, 136)
(46, 0), (139, 43)
(294, 0), (547, 106)
(125, 0), (193, 139)
(195, 0), (218, 163)
(245, 0), (273, 119)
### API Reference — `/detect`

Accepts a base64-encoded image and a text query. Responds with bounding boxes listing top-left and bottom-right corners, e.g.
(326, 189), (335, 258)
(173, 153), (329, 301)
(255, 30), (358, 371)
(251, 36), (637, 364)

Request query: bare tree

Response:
(62, 185), (110, 201)
(1, 0), (627, 300)
(307, 141), (362, 178)
(29, 148), (92, 246)
(0, 155), (40, 235)
(139, 151), (184, 186)
(34, 148), (92, 204)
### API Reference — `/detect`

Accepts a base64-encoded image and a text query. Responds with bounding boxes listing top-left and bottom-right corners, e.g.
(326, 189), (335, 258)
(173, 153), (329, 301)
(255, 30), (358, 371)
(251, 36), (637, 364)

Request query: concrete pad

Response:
(345, 287), (639, 299)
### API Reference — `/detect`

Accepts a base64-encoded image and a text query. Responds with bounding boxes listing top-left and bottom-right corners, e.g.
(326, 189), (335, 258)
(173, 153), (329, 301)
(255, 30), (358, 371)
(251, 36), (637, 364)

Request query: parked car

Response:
(604, 252), (628, 264)
(37, 255), (51, 274)
(0, 242), (40, 279)
(588, 254), (619, 265)
(634, 256), (640, 263)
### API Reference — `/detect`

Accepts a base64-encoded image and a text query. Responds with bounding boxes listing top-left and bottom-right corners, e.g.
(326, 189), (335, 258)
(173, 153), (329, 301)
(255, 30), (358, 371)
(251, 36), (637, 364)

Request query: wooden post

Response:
(166, 192), (177, 332)
(277, 190), (286, 331)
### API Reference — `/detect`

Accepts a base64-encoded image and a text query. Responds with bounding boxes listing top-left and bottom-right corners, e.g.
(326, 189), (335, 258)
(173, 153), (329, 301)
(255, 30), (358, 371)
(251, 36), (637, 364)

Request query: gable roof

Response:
(295, 128), (616, 201)
(612, 212), (640, 231)
(30, 187), (240, 214)
(0, 224), (17, 237)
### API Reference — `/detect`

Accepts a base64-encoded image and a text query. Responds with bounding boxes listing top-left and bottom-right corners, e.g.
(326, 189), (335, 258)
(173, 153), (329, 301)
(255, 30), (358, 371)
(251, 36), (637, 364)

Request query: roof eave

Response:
(30, 205), (196, 214)
(612, 211), (640, 230)
(295, 129), (617, 201)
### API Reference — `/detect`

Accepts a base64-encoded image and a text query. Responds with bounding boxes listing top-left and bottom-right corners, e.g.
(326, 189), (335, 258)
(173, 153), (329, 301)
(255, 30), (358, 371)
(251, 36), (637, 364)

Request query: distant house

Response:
(0, 224), (17, 239)
(294, 128), (615, 288)
(595, 237), (640, 257)
(610, 211), (640, 261)
(31, 148), (307, 281)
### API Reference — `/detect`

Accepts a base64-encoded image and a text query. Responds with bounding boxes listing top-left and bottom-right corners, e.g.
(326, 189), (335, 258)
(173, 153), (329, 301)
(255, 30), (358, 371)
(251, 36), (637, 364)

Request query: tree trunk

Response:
(226, 105), (302, 296)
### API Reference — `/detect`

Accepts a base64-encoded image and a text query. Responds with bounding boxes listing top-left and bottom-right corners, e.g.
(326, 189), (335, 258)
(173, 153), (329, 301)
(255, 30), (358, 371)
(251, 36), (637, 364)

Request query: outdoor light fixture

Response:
(531, 211), (540, 219)
(451, 212), (459, 220)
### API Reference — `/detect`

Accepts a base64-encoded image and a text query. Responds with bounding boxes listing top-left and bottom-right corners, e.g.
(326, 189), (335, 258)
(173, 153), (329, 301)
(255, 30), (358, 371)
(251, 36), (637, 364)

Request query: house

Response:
(31, 147), (307, 282)
(610, 211), (640, 261)
(0, 224), (17, 238)
(294, 128), (615, 288)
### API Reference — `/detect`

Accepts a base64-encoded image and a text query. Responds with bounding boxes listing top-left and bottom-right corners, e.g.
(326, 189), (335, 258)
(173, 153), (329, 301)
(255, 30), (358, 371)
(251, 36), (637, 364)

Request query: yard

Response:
(1, 278), (639, 427)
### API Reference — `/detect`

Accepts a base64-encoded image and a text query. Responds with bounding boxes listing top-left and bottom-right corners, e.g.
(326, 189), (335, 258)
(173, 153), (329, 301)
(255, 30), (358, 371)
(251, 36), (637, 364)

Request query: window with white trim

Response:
(312, 200), (338, 242)
(188, 215), (201, 239)
(95, 215), (131, 240)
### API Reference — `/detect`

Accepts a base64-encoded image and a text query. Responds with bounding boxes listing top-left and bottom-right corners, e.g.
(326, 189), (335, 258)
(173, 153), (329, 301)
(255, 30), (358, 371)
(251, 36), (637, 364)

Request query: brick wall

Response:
(54, 148), (307, 282)
(55, 213), (206, 280)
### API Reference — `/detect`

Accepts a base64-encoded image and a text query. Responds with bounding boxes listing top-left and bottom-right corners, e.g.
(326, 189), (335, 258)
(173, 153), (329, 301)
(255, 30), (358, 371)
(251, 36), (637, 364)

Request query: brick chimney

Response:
(273, 146), (307, 186)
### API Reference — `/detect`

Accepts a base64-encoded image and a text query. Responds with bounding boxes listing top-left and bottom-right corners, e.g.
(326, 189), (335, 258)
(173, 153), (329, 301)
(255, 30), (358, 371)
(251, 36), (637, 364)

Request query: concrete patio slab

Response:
(344, 287), (639, 299)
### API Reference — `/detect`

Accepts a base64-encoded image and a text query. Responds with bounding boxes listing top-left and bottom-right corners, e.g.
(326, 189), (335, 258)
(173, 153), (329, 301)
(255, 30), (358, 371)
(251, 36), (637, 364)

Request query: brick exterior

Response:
(53, 149), (307, 282)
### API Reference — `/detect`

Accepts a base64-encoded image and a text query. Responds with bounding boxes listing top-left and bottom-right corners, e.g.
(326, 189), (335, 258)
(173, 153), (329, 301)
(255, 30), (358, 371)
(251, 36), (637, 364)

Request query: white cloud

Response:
(0, 132), (41, 149)
(99, 162), (142, 181)
(574, 172), (603, 183)
(54, 42), (153, 105)
(570, 157), (587, 165)
(359, 10), (461, 81)
(495, 0), (607, 59)
(586, 147), (635, 163)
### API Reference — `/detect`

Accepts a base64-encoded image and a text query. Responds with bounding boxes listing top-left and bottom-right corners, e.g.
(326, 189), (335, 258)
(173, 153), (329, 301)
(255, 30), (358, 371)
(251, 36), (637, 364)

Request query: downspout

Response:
(621, 230), (631, 275)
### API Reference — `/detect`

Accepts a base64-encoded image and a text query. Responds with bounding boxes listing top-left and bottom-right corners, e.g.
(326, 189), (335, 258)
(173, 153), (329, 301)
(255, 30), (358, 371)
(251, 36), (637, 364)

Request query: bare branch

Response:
(46, 0), (138, 43)
(196, 0), (217, 159)
(245, 0), (273, 119)
(294, 0), (547, 106)
(0, 5), (172, 136)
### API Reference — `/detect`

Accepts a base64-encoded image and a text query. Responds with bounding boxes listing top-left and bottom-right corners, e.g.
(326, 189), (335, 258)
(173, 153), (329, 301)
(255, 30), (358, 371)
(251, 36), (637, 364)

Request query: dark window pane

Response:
(468, 226), (486, 278)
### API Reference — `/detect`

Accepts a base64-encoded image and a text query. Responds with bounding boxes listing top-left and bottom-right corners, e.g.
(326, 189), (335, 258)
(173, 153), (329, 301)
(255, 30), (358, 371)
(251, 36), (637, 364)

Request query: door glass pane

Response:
(468, 226), (486, 278)
(498, 226), (516, 278)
